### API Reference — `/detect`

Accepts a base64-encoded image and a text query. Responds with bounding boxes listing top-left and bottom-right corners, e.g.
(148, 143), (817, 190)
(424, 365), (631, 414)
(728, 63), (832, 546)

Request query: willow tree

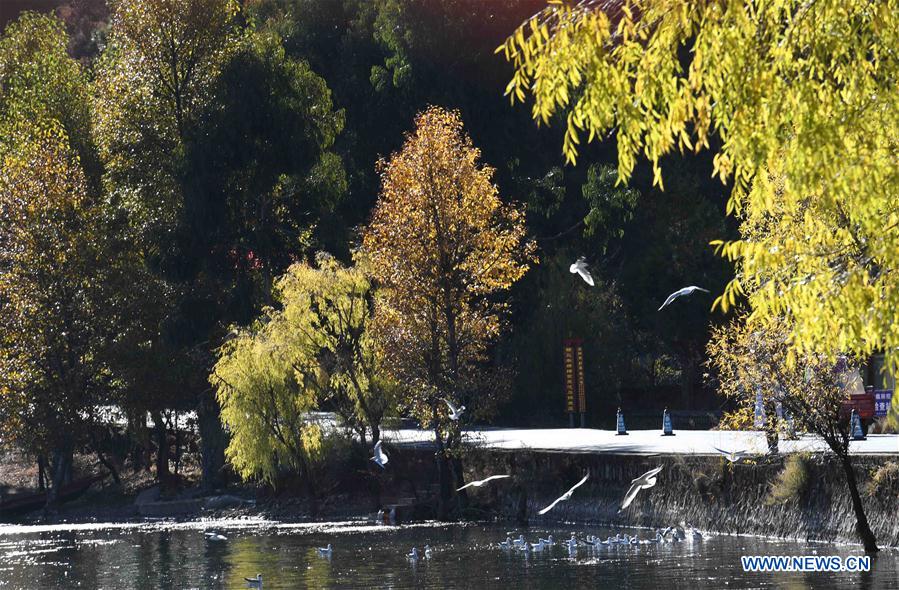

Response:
(212, 321), (323, 495)
(502, 1), (899, 405)
(212, 254), (394, 502)
(361, 106), (536, 516)
(708, 318), (878, 552)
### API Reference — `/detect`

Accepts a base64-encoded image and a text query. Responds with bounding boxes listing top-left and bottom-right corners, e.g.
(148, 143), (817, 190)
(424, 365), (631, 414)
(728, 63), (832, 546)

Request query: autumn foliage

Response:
(362, 106), (535, 511)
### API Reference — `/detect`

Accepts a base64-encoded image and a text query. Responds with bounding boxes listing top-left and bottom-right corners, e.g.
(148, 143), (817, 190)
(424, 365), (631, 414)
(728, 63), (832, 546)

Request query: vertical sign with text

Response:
(563, 338), (585, 426)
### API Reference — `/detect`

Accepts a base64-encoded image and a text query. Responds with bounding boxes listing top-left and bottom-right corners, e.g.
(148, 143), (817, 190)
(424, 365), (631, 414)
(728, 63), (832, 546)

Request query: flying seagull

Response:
(620, 466), (663, 511)
(538, 473), (589, 515)
(569, 257), (595, 286)
(456, 474), (511, 491)
(657, 286), (710, 311)
(444, 398), (465, 421)
(712, 446), (750, 464)
(371, 440), (389, 469)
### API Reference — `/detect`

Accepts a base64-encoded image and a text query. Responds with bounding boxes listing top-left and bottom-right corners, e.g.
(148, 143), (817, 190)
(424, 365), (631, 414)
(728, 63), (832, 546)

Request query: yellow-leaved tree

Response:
(361, 106), (536, 517)
(212, 253), (395, 509)
(501, 1), (899, 421)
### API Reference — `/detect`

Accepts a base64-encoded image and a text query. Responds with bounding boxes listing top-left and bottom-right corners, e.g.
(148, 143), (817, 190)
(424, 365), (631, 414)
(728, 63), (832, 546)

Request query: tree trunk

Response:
(37, 455), (46, 491)
(197, 390), (227, 491)
(840, 454), (879, 553)
(151, 410), (171, 483)
(433, 428), (452, 519)
(89, 429), (121, 486)
(48, 444), (73, 505)
(450, 455), (468, 514)
(680, 353), (695, 409)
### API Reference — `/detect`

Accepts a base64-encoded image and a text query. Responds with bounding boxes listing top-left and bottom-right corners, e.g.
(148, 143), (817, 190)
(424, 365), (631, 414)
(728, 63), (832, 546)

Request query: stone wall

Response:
(456, 450), (899, 547)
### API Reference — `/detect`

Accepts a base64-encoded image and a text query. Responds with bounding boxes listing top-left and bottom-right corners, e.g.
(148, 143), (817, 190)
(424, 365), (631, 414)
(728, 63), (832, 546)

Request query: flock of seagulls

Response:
(569, 256), (709, 312)
(498, 526), (702, 557)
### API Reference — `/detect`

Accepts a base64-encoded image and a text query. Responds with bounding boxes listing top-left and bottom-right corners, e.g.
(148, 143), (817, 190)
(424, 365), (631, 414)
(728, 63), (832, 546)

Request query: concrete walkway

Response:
(383, 427), (899, 456)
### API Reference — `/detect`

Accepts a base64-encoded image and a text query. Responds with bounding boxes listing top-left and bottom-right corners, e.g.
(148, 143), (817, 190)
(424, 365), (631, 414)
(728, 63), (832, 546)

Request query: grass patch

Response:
(865, 461), (899, 499)
(766, 453), (810, 505)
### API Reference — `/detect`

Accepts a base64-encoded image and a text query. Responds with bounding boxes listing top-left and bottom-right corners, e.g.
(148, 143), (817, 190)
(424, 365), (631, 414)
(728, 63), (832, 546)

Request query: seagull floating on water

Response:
(443, 398), (465, 421)
(620, 466), (663, 511)
(499, 536), (514, 549)
(424, 545), (432, 558)
(569, 257), (595, 286)
(244, 574), (263, 588)
(657, 286), (710, 311)
(456, 474), (510, 491)
(512, 534), (526, 547)
(713, 446), (750, 464)
(317, 544), (332, 556)
(371, 440), (389, 469)
(538, 473), (589, 515)
(407, 547), (419, 560)
(204, 532), (227, 541)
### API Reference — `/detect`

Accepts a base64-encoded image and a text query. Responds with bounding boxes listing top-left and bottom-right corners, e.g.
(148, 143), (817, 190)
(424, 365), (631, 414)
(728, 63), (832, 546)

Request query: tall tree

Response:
(362, 106), (536, 516)
(94, 0), (346, 488)
(0, 11), (146, 492)
(93, 0), (241, 489)
(0, 122), (129, 495)
(502, 0), (899, 410)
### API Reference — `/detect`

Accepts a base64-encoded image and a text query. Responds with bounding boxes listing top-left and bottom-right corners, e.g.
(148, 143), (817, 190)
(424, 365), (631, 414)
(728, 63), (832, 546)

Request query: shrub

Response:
(865, 462), (899, 499)
(766, 454), (810, 505)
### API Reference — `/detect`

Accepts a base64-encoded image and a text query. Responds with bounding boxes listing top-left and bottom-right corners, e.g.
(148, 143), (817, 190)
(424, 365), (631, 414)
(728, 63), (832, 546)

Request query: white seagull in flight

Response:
(713, 446), (750, 464)
(444, 398), (465, 421)
(569, 257), (595, 286)
(657, 286), (710, 311)
(371, 440), (389, 469)
(538, 473), (589, 515)
(456, 474), (511, 491)
(620, 466), (663, 511)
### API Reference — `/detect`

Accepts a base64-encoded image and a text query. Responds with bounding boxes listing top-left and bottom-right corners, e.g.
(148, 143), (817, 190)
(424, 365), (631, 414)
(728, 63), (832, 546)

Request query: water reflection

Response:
(0, 521), (895, 589)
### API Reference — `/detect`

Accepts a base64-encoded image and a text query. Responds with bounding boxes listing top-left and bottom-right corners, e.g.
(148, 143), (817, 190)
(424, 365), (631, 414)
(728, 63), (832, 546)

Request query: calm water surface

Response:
(0, 519), (896, 589)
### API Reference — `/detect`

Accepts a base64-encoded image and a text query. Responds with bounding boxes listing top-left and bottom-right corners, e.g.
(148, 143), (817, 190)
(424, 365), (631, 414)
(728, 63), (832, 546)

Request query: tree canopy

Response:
(502, 1), (899, 380)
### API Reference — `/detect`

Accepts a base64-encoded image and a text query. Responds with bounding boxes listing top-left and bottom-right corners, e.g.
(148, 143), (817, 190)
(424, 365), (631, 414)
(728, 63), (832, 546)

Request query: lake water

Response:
(0, 519), (896, 589)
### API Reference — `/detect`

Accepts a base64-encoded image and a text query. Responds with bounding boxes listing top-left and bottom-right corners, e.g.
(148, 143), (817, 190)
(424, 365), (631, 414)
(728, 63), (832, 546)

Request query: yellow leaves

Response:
(361, 106), (534, 425)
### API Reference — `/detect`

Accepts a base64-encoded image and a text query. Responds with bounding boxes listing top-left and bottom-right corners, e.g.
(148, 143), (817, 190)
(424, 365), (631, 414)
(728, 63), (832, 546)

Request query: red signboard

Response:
(839, 393), (876, 420)
(563, 338), (584, 415)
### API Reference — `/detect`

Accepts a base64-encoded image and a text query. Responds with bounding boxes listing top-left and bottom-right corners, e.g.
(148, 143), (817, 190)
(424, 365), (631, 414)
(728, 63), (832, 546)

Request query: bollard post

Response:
(616, 408), (628, 435)
(661, 407), (675, 436)
(850, 409), (866, 441)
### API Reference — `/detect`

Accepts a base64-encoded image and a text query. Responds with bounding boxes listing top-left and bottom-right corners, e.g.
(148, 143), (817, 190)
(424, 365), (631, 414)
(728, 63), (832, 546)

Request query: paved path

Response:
(384, 427), (899, 456)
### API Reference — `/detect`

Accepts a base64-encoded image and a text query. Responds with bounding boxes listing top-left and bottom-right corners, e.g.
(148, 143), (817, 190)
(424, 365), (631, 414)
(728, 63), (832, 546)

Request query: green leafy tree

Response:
(0, 123), (126, 494)
(213, 319), (324, 489)
(268, 254), (395, 446)
(0, 12), (100, 186)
